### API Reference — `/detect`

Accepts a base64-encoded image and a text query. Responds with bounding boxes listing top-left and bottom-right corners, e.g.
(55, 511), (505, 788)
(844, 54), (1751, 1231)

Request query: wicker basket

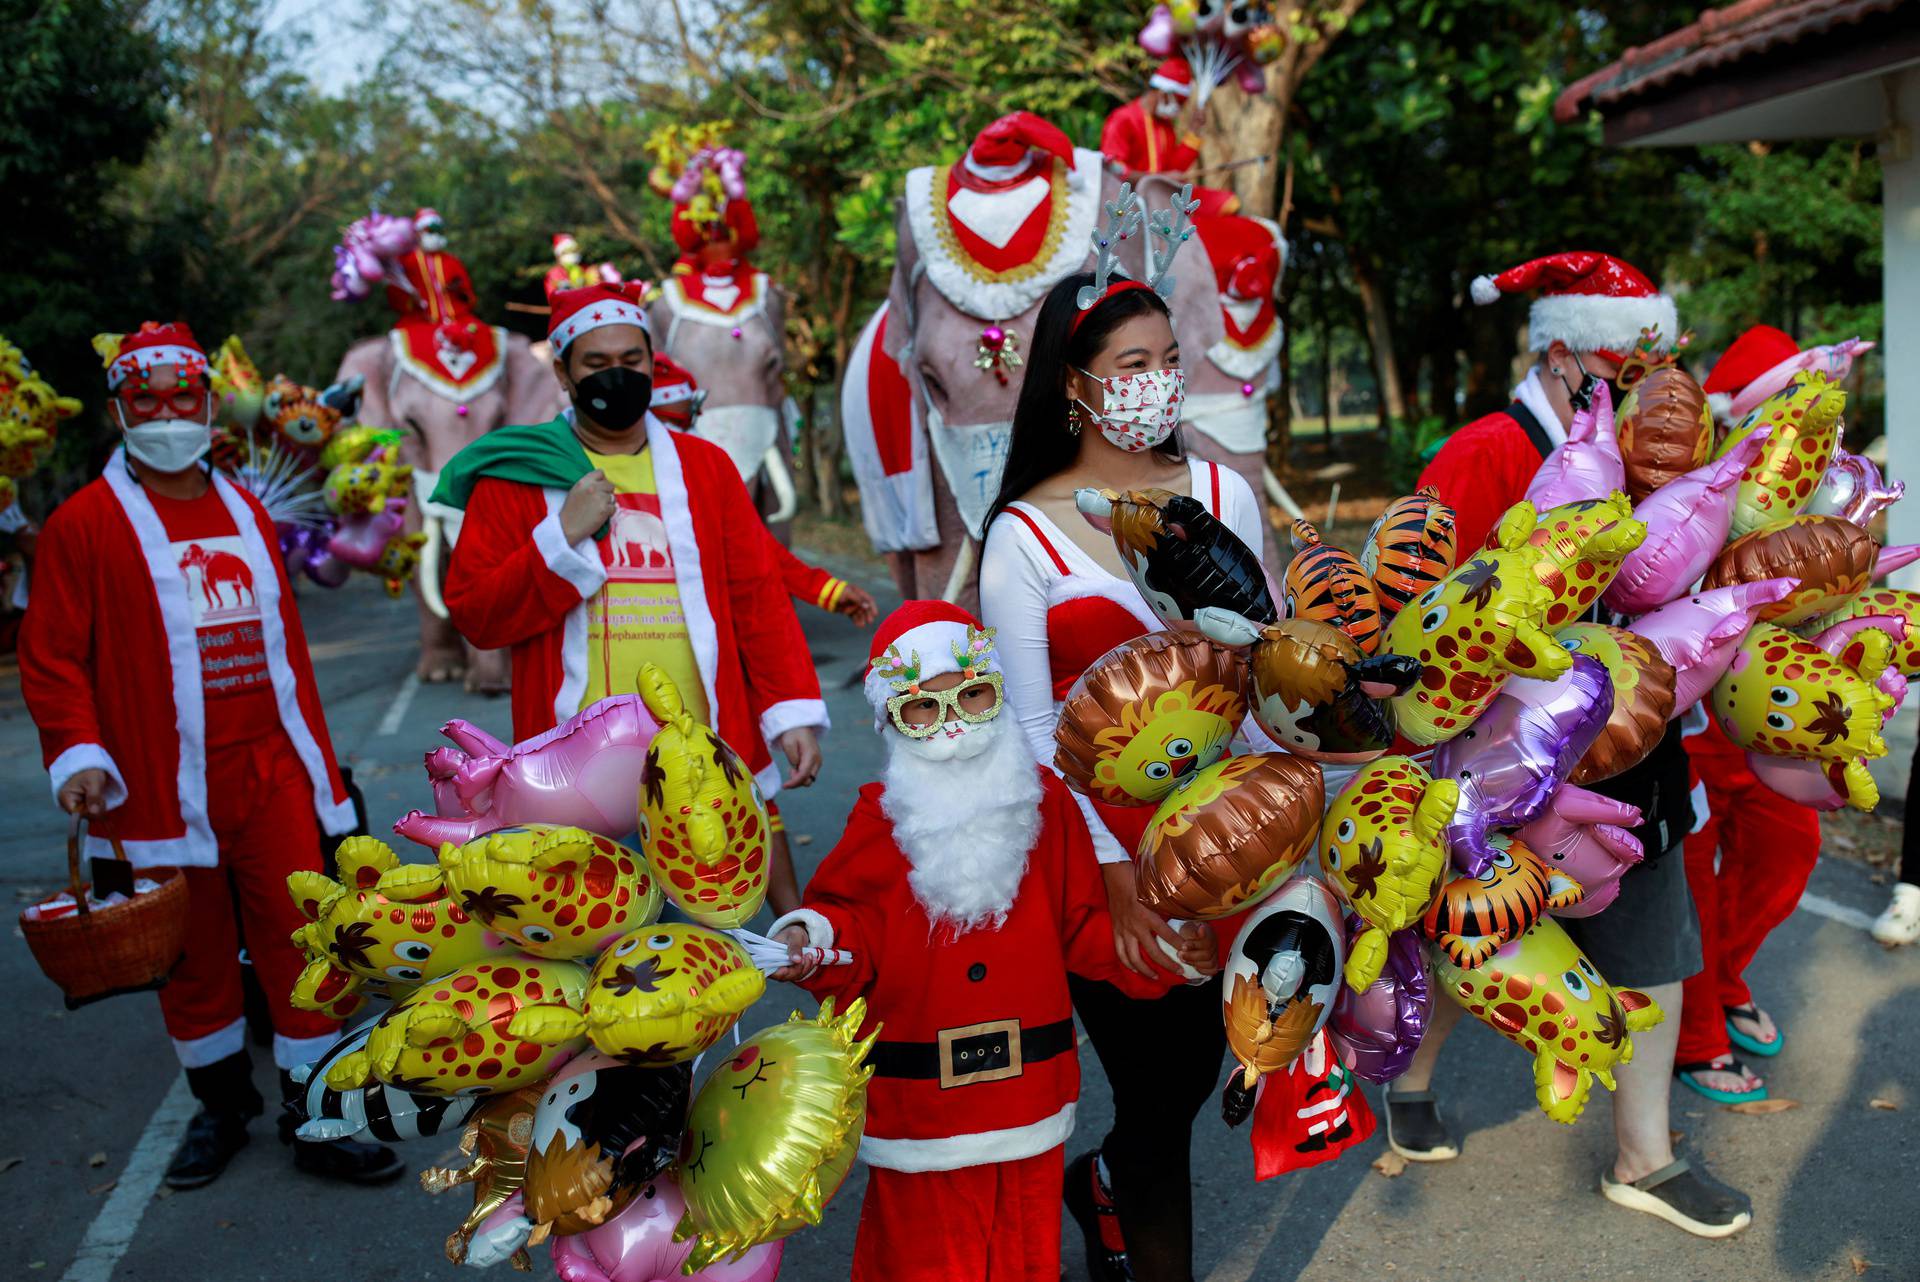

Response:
(21, 816), (191, 1009)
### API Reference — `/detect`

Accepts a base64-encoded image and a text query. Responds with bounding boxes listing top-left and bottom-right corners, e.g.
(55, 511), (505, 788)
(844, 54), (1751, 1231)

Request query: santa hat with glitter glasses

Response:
(863, 600), (1002, 729)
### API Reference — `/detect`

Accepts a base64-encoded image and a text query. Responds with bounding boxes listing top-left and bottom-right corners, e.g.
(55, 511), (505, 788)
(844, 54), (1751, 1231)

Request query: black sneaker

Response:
(1062, 1149), (1132, 1282)
(1601, 1157), (1752, 1238)
(164, 1110), (252, 1190)
(290, 1138), (406, 1185)
(1384, 1088), (1459, 1162)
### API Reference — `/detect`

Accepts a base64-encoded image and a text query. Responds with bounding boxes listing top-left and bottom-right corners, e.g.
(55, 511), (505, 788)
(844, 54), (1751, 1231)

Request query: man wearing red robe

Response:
(1099, 57), (1237, 217)
(385, 207), (477, 328)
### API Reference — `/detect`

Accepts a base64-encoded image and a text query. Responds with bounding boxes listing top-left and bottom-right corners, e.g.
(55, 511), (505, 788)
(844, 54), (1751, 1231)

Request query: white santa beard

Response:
(881, 715), (1043, 935)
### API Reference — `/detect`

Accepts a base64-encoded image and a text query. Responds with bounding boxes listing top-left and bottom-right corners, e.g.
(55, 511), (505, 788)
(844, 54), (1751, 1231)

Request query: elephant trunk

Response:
(419, 510), (451, 620)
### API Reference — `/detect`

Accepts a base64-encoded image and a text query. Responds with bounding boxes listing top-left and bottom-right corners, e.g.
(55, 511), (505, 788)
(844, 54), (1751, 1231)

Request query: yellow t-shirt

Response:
(580, 450), (711, 721)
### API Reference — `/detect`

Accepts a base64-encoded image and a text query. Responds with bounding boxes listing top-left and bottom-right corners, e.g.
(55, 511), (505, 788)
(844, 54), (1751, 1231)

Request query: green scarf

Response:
(427, 414), (597, 510)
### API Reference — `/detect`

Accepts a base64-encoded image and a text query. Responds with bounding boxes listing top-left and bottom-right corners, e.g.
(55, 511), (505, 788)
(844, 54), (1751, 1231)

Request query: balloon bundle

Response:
(329, 208), (422, 303)
(645, 121), (744, 221)
(0, 334), (81, 509)
(283, 666), (871, 1277)
(1137, 1), (1287, 109)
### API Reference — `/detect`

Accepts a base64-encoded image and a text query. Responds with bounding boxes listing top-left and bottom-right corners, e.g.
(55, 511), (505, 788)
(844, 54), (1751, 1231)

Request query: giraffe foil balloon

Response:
(1319, 757), (1454, 991)
(1813, 588), (1920, 678)
(436, 823), (662, 960)
(1717, 371), (1846, 537)
(1505, 494), (1646, 630)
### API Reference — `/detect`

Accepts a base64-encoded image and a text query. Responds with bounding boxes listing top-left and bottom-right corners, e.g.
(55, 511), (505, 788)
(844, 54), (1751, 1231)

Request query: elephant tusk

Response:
(1263, 464), (1306, 522)
(941, 536), (977, 605)
(419, 510), (451, 620)
(761, 446), (799, 524)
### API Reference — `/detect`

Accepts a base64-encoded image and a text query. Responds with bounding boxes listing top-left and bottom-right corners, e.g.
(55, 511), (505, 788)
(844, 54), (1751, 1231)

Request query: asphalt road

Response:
(2, 549), (1915, 1282)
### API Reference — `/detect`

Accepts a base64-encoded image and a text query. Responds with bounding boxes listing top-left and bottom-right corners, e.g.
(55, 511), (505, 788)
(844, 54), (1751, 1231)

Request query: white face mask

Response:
(1075, 366), (1186, 453)
(117, 405), (211, 474)
(1154, 98), (1183, 120)
(419, 230), (448, 252)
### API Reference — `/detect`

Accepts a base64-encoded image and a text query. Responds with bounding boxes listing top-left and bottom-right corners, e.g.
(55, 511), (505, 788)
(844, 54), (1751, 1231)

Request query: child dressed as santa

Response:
(772, 600), (1208, 1282)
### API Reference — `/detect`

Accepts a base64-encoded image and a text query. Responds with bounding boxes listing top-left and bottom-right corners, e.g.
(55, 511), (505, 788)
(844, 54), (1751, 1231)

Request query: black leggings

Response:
(1902, 740), (1920, 887)
(1069, 972), (1226, 1282)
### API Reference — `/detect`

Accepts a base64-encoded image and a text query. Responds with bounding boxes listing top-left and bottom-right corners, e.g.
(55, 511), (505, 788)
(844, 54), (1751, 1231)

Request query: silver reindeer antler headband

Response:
(1073, 182), (1199, 325)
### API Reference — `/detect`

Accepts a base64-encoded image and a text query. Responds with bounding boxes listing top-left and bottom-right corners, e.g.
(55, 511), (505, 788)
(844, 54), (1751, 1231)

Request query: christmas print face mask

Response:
(1075, 366), (1186, 453)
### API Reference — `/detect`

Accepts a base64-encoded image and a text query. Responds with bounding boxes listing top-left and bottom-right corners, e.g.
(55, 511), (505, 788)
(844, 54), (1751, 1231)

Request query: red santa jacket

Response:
(1416, 406), (1553, 552)
(782, 770), (1170, 1173)
(1100, 98), (1201, 181)
(19, 457), (355, 868)
(768, 537), (851, 615)
(386, 248), (477, 326)
(671, 200), (760, 275)
(442, 414), (827, 792)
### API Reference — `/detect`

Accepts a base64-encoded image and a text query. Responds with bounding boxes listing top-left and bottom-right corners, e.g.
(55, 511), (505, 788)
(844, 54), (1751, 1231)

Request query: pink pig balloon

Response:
(1628, 578), (1797, 709)
(328, 501), (409, 570)
(1604, 429), (1770, 615)
(1525, 380), (1624, 511)
(550, 1174), (783, 1282)
(1515, 784), (1645, 919)
(393, 695), (662, 848)
(1138, 3), (1176, 56)
(1431, 654), (1614, 876)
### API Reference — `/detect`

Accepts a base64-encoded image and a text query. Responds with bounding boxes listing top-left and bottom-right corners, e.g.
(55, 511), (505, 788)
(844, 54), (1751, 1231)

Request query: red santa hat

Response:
(963, 111), (1077, 183)
(1150, 57), (1194, 97)
(864, 600), (1003, 727)
(649, 353), (705, 429)
(415, 207), (444, 229)
(1470, 252), (1678, 358)
(1700, 323), (1798, 420)
(547, 282), (651, 354)
(100, 321), (209, 390)
(552, 231), (579, 253)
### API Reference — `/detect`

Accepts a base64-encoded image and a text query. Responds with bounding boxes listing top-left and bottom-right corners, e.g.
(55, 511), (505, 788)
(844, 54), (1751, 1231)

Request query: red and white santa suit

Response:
(1099, 58), (1237, 218)
(442, 288), (827, 790)
(1674, 323), (1825, 1068)
(386, 208), (478, 328)
(19, 323), (353, 1072)
(772, 602), (1171, 1282)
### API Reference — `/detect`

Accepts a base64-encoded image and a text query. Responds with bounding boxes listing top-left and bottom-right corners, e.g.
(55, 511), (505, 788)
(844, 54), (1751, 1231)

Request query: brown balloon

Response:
(1135, 751), (1325, 920)
(419, 1087), (542, 1268)
(1055, 631), (1250, 807)
(1701, 514), (1875, 627)
(1559, 624), (1677, 784)
(1233, 617), (1422, 761)
(1617, 365), (1713, 502)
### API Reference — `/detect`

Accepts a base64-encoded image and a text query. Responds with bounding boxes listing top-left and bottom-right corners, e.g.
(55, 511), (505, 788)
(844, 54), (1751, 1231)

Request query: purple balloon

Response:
(1628, 579), (1796, 709)
(1525, 380), (1623, 511)
(1806, 445), (1905, 528)
(392, 695), (662, 847)
(1328, 920), (1431, 1083)
(550, 1173), (783, 1282)
(1432, 654), (1614, 876)
(1515, 784), (1644, 918)
(1604, 428), (1770, 616)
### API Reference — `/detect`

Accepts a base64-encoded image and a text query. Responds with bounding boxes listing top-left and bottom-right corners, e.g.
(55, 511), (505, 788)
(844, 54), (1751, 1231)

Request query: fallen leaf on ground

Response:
(1850, 1253), (1870, 1275)
(1870, 1098), (1899, 1112)
(86, 1180), (116, 1196)
(1371, 1151), (1408, 1178)
(1668, 1128), (1685, 1147)
(1725, 1098), (1800, 1115)
(1828, 833), (1857, 852)
(86, 1152), (106, 1167)
(0, 1157), (22, 1173)
(217, 1219), (236, 1229)
(794, 834), (813, 846)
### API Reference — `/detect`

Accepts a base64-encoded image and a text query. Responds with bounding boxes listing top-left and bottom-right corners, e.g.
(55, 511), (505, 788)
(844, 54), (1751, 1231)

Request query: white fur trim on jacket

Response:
(760, 698), (830, 749)
(48, 742), (128, 812)
(1527, 292), (1678, 354)
(274, 1031), (339, 1071)
(645, 416), (723, 721)
(172, 1017), (245, 1069)
(766, 908), (835, 950)
(533, 498), (608, 600)
(842, 303), (939, 554)
(859, 1102), (1077, 1173)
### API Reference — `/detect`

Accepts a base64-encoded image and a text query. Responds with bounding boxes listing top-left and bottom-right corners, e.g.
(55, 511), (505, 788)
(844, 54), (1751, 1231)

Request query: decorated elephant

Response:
(842, 110), (1290, 606)
(334, 321), (564, 687)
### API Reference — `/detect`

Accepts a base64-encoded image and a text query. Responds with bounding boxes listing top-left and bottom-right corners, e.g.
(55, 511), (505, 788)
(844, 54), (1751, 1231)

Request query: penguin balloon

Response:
(1222, 873), (1346, 1088)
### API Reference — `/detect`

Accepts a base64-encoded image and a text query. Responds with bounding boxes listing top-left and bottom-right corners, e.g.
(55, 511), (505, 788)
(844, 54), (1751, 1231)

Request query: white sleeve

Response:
(1214, 463), (1269, 565)
(979, 516), (1131, 864)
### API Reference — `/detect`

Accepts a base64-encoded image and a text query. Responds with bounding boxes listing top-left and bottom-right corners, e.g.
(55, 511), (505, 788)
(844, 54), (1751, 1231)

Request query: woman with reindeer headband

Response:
(977, 187), (1271, 1282)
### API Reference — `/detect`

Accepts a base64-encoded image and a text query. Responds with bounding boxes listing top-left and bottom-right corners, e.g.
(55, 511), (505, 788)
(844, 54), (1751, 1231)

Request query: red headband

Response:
(1069, 280), (1157, 337)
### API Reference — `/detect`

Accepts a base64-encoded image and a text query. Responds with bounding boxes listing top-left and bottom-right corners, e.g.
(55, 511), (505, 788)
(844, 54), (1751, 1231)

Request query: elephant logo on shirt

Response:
(607, 505), (671, 577)
(179, 542), (256, 612)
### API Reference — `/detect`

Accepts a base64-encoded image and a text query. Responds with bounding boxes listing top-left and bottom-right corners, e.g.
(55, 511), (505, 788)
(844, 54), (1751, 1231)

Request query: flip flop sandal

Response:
(1725, 1004), (1783, 1058)
(1674, 1058), (1767, 1105)
(1601, 1158), (1753, 1239)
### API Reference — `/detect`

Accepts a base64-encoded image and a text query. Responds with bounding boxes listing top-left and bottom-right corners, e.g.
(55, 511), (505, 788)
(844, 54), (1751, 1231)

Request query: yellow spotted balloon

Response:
(437, 824), (661, 959)
(675, 998), (875, 1270)
(325, 955), (589, 1097)
(1717, 371), (1845, 537)
(1434, 916), (1663, 1124)
(1814, 588), (1920, 677)
(1320, 757), (1455, 991)
(1505, 494), (1645, 630)
(509, 923), (765, 1063)
(638, 664), (771, 928)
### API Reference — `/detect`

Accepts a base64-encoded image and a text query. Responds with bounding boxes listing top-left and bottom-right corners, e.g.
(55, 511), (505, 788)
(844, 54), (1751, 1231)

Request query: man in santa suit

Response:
(544, 232), (623, 303)
(650, 353), (877, 627)
(436, 283), (828, 915)
(1402, 254), (1753, 1238)
(385, 207), (478, 328)
(671, 183), (760, 279)
(19, 322), (402, 1191)
(771, 600), (1203, 1282)
(1100, 57), (1238, 218)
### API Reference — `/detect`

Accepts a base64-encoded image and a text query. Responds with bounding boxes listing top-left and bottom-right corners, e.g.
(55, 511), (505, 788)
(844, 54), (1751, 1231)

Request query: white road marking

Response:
(376, 671), (422, 737)
(1797, 889), (1878, 933)
(61, 1073), (195, 1282)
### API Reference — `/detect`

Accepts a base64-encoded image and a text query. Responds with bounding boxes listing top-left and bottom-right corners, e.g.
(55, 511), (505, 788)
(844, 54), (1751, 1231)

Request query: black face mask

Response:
(571, 366), (652, 432)
(1561, 354), (1623, 414)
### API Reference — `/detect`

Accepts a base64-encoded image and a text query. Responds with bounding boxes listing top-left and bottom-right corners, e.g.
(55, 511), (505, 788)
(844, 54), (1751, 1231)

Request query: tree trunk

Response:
(1271, 276), (1294, 478)
(1347, 250), (1405, 429)
(1196, 79), (1284, 218)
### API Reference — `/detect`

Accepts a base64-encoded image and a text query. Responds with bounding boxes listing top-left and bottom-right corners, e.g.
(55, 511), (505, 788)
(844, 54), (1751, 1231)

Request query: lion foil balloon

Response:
(510, 923), (765, 1064)
(676, 998), (875, 1271)
(1718, 371), (1846, 537)
(1075, 486), (1277, 630)
(1711, 621), (1896, 810)
(1435, 916), (1663, 1124)
(1197, 612), (1421, 763)
(1320, 758), (1455, 991)
(1383, 503), (1574, 746)
(1421, 834), (1579, 969)
(324, 955), (590, 1097)
(287, 836), (514, 1019)
(1361, 487), (1458, 624)
(1223, 873), (1346, 1087)
(638, 663), (771, 928)
(1135, 752), (1325, 920)
(437, 824), (662, 959)
(1054, 631), (1248, 807)
(1284, 519), (1382, 653)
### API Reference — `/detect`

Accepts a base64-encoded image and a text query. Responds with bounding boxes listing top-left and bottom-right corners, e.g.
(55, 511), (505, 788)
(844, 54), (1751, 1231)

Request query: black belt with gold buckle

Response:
(868, 1017), (1075, 1089)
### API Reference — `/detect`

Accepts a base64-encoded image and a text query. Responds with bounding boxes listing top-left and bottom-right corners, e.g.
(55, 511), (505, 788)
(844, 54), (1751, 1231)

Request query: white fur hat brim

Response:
(1527, 292), (1678, 354)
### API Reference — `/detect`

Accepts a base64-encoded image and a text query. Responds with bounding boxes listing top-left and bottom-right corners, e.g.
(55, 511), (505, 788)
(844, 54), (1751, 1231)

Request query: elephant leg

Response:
(464, 643), (512, 697)
(900, 473), (975, 613)
(1183, 429), (1282, 569)
(754, 466), (794, 548)
(417, 593), (468, 683)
